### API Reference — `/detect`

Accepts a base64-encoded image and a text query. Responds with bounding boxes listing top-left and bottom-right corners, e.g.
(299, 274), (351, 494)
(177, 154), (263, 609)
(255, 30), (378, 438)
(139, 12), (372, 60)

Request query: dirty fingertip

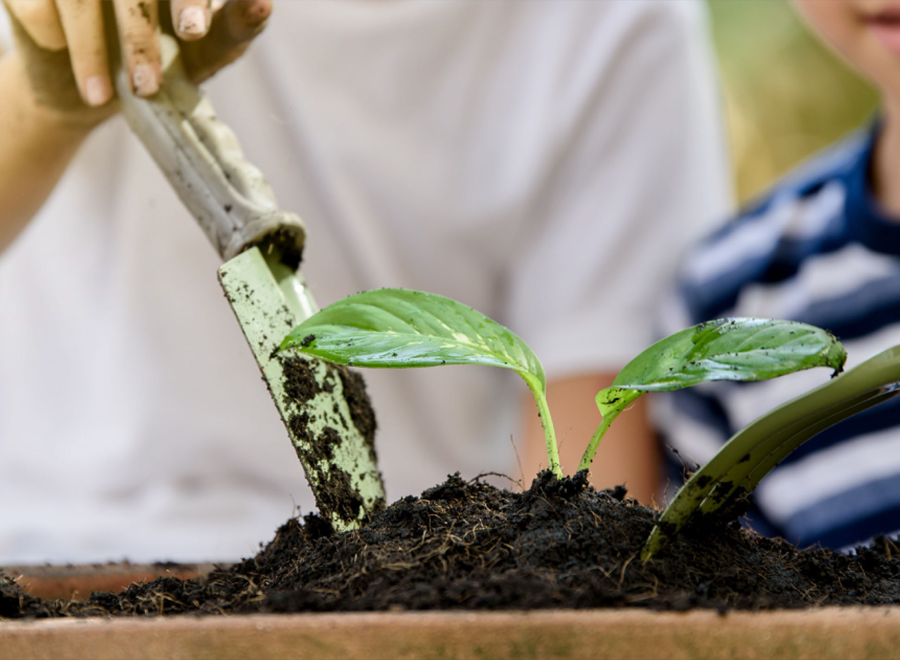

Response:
(132, 64), (161, 97)
(178, 5), (209, 40)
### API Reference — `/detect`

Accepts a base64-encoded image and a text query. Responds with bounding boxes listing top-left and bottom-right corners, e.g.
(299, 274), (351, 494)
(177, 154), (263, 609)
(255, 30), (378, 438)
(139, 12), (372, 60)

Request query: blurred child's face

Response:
(795, 0), (900, 99)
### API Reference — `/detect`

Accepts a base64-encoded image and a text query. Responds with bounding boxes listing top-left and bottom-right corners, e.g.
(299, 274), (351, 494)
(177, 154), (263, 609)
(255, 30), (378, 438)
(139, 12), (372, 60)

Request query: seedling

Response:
(280, 289), (846, 485)
(579, 317), (847, 472)
(277, 288), (562, 474)
(642, 344), (900, 560)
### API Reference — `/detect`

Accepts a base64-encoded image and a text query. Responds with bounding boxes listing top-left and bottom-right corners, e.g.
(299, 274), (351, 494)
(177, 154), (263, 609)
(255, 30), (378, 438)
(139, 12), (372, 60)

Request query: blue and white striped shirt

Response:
(656, 125), (900, 549)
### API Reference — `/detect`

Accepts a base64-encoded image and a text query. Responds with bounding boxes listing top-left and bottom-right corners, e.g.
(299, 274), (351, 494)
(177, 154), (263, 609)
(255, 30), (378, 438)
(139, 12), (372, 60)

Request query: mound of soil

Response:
(4, 471), (900, 619)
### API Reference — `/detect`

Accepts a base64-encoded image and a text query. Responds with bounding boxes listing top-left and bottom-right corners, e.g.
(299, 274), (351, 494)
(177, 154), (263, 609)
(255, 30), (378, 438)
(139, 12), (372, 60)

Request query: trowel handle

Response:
(113, 34), (305, 263)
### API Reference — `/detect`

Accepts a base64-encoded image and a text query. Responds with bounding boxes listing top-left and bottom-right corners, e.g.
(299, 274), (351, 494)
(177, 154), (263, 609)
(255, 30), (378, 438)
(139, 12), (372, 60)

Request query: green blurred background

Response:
(708, 0), (878, 204)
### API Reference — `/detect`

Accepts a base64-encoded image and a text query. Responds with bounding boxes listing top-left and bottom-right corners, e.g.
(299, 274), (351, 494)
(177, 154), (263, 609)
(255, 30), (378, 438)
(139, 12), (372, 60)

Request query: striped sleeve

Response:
(654, 126), (900, 549)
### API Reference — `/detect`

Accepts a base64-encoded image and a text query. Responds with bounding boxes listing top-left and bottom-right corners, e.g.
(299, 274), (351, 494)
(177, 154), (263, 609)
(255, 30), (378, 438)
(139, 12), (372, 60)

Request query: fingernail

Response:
(84, 76), (112, 107)
(179, 6), (208, 37)
(132, 64), (160, 96)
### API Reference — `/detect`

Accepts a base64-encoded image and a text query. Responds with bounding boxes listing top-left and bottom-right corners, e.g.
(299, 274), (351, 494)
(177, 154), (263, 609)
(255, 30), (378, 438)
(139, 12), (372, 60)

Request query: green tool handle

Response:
(112, 33), (306, 263)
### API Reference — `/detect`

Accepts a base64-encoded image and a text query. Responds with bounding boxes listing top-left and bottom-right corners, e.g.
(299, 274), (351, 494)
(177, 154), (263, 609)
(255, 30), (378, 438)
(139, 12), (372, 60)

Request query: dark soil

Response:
(280, 356), (383, 527)
(4, 471), (900, 619)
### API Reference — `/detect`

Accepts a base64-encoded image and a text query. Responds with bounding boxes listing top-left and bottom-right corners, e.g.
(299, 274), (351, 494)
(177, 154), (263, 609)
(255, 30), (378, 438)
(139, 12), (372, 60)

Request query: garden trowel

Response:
(111, 33), (385, 531)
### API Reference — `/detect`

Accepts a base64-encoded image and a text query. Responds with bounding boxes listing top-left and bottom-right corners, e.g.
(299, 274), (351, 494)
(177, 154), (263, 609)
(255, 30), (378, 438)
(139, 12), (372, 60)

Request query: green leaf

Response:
(280, 288), (544, 384)
(279, 289), (563, 477)
(610, 317), (844, 394)
(579, 318), (847, 471)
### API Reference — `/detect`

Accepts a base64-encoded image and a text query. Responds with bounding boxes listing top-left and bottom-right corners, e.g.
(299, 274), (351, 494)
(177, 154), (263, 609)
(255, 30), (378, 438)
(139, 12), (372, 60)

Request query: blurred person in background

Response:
(0, 0), (729, 565)
(658, 0), (900, 551)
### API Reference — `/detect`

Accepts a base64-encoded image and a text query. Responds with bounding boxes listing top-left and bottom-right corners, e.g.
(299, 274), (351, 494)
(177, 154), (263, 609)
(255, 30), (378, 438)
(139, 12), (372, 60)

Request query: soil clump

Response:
(4, 471), (900, 618)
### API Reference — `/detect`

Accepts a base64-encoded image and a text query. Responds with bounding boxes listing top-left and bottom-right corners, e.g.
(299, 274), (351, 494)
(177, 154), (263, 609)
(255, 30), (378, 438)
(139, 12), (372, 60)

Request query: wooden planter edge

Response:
(2, 607), (900, 660)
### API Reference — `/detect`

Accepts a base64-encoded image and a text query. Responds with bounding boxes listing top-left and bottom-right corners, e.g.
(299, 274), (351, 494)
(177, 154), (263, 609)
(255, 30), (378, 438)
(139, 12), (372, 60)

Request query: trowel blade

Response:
(218, 247), (385, 531)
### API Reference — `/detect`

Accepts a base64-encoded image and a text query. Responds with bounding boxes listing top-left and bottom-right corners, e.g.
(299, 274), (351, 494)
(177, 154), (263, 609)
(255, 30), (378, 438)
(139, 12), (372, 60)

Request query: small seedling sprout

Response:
(279, 289), (846, 494)
(577, 317), (847, 471)
(278, 288), (563, 477)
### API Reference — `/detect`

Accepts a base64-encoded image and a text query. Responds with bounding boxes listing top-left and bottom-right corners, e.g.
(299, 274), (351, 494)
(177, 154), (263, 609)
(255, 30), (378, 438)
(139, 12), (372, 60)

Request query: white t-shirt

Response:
(0, 1), (730, 563)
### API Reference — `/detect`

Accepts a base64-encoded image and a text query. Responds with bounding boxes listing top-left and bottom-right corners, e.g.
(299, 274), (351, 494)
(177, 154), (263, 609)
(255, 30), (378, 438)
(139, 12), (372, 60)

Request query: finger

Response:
(180, 0), (271, 83)
(112, 0), (161, 97)
(171, 0), (210, 42)
(5, 0), (66, 50)
(54, 0), (112, 106)
(219, 0), (270, 44)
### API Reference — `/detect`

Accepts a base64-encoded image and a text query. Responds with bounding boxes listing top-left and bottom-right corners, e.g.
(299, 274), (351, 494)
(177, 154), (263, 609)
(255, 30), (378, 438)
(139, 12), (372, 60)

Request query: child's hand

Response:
(4, 0), (271, 126)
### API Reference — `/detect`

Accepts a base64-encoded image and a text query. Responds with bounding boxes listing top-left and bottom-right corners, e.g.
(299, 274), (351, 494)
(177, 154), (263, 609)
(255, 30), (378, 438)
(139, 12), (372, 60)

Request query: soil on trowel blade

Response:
(5, 470), (900, 619)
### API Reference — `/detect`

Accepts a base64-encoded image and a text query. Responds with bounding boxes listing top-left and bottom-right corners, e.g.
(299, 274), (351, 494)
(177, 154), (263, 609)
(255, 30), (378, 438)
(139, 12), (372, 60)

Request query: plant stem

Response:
(525, 377), (562, 479)
(578, 409), (621, 472)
